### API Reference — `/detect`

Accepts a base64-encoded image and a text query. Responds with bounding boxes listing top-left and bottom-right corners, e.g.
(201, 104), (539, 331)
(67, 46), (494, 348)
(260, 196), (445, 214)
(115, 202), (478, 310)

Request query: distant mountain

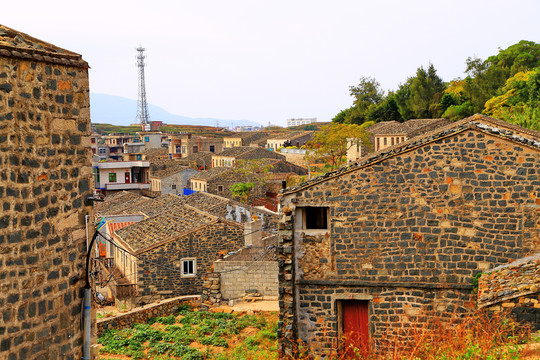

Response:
(90, 93), (263, 128)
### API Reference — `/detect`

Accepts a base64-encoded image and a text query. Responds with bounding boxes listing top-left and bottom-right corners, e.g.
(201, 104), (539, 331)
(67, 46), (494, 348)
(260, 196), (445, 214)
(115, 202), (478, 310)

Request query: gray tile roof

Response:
(190, 167), (234, 181)
(115, 205), (216, 253)
(0, 24), (88, 68)
(94, 191), (147, 216)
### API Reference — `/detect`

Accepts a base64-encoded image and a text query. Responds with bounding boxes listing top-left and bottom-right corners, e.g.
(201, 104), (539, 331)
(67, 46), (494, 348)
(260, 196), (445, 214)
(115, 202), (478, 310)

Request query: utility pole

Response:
(136, 46), (151, 130)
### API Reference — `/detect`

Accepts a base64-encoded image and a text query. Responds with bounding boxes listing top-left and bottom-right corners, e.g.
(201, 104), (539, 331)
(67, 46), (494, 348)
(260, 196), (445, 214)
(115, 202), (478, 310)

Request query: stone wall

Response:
(279, 127), (539, 357)
(97, 295), (198, 335)
(0, 42), (92, 358)
(201, 273), (221, 306)
(214, 260), (278, 300)
(137, 220), (244, 301)
(478, 253), (540, 331)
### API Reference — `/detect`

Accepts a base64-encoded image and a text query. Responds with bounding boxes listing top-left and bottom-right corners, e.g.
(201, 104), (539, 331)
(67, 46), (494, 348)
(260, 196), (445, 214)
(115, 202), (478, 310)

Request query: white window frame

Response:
(181, 258), (196, 278)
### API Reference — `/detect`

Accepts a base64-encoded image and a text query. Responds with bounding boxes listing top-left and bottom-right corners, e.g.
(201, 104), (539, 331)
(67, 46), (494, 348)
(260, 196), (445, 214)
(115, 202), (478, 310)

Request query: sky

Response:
(3, 0), (540, 127)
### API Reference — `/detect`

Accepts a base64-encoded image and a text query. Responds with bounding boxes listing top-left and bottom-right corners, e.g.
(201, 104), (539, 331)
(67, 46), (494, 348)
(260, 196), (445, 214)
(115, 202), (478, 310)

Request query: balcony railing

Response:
(105, 182), (150, 191)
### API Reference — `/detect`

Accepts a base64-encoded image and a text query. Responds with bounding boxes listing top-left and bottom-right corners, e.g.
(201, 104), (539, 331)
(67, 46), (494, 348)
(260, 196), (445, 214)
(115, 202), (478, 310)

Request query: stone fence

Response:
(478, 253), (540, 331)
(201, 273), (221, 307)
(214, 260), (278, 300)
(97, 295), (199, 335)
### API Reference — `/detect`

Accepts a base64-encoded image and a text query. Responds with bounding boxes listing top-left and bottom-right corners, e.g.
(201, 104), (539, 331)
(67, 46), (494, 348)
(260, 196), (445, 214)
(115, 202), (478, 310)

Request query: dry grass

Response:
(291, 309), (535, 360)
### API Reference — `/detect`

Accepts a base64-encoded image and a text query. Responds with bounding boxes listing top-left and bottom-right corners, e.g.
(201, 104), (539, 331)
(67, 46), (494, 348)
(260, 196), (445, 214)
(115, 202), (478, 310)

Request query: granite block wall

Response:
(137, 220), (244, 301)
(279, 127), (539, 357)
(0, 50), (92, 358)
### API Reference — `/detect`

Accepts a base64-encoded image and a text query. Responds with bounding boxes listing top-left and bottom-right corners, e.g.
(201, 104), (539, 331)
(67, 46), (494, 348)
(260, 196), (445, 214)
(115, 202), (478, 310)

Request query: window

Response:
(136, 154), (142, 160)
(99, 148), (107, 154)
(303, 206), (329, 229)
(383, 137), (387, 146)
(181, 258), (196, 277)
(91, 138), (96, 144)
(144, 136), (150, 142)
(193, 146), (198, 153)
(108, 173), (116, 183)
(217, 185), (223, 192)
(172, 184), (177, 190)
(209, 145), (215, 153)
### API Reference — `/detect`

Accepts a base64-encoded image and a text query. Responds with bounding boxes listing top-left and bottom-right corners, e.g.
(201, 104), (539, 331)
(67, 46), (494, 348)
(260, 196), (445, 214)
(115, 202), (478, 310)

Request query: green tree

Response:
(349, 76), (385, 111)
(230, 182), (255, 204)
(306, 123), (370, 171)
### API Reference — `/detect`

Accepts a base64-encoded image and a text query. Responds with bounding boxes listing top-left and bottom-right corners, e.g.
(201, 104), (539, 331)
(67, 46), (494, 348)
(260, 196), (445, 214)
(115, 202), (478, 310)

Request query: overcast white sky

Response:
(3, 0), (540, 126)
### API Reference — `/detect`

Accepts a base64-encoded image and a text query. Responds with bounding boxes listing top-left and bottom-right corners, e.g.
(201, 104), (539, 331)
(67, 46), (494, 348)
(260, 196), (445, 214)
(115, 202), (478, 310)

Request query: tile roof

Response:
(179, 191), (229, 211)
(282, 114), (540, 195)
(268, 131), (313, 140)
(114, 205), (216, 253)
(214, 146), (258, 157)
(370, 118), (449, 136)
(150, 161), (191, 179)
(94, 191), (147, 216)
(226, 132), (268, 142)
(191, 167), (233, 181)
(0, 24), (88, 68)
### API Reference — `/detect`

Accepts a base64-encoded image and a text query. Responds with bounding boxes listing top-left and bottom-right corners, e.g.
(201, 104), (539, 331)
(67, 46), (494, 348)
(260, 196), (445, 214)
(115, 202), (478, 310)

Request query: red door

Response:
(125, 172), (130, 183)
(342, 300), (369, 356)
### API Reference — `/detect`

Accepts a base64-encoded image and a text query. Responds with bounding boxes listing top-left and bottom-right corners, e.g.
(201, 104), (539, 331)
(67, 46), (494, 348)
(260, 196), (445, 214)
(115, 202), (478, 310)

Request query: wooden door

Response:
(342, 300), (369, 355)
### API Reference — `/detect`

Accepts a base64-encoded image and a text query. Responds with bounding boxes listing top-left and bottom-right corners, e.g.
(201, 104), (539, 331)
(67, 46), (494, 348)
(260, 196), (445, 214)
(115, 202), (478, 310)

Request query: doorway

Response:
(340, 300), (369, 355)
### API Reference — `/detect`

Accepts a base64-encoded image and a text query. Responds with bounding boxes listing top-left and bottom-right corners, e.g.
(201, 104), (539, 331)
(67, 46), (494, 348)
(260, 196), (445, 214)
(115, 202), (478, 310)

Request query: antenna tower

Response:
(136, 46), (151, 128)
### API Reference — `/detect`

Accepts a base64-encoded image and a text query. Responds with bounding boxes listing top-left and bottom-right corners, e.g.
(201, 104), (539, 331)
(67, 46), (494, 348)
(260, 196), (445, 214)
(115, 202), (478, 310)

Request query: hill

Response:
(90, 93), (264, 128)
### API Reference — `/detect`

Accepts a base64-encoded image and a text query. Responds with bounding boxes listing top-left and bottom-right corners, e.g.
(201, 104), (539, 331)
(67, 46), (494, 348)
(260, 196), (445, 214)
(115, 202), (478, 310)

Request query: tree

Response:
(349, 76), (385, 111)
(230, 182), (255, 204)
(305, 123), (370, 171)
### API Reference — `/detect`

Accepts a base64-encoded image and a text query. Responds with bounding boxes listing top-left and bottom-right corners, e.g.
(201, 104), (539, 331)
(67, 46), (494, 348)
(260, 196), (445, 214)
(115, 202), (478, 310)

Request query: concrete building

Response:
(287, 117), (317, 127)
(277, 115), (540, 358)
(93, 160), (150, 193)
(0, 25), (93, 359)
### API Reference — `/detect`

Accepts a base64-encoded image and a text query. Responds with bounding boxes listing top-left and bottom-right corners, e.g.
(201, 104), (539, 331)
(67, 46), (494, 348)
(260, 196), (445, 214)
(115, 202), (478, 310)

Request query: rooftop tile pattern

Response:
(268, 131), (313, 140)
(0, 24), (88, 67)
(150, 161), (190, 179)
(191, 167), (233, 181)
(115, 205), (215, 252)
(94, 191), (147, 216)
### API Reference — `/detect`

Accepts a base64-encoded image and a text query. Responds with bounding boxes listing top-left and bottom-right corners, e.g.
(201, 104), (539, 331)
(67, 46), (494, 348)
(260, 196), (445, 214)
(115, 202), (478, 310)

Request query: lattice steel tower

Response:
(136, 46), (150, 127)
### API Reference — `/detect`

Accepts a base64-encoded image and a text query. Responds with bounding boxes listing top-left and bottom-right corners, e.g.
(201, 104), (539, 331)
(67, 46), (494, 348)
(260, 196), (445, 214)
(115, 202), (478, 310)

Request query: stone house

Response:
(223, 131), (269, 148)
(347, 118), (451, 163)
(266, 131), (314, 151)
(277, 115), (539, 357)
(176, 151), (213, 170)
(211, 146), (285, 168)
(168, 133), (223, 159)
(0, 25), (93, 359)
(110, 202), (245, 302)
(149, 161), (198, 195)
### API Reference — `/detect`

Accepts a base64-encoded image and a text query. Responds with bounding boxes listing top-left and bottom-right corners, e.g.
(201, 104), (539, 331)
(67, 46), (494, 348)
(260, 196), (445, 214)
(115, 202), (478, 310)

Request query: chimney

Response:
(244, 218), (263, 247)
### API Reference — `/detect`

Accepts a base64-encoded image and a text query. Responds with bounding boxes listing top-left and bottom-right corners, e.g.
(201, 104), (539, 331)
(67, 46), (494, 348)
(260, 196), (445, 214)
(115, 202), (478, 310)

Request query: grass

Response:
(98, 304), (278, 359)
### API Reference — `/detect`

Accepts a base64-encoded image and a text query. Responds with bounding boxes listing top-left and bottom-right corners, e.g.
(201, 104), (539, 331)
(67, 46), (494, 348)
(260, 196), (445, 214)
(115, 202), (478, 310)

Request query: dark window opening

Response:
(210, 145), (215, 152)
(305, 206), (328, 229)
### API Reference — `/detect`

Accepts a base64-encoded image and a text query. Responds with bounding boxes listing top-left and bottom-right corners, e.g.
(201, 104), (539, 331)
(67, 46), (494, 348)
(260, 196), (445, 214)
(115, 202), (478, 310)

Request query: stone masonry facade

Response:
(137, 220), (244, 302)
(0, 26), (93, 360)
(478, 253), (540, 331)
(279, 120), (539, 357)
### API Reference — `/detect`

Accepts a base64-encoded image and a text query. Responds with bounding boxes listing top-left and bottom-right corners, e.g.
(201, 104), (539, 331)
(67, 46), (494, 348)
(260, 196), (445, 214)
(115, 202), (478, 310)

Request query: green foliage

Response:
(349, 76), (385, 111)
(230, 182), (256, 203)
(442, 101), (475, 121)
(99, 308), (278, 359)
(306, 123), (369, 171)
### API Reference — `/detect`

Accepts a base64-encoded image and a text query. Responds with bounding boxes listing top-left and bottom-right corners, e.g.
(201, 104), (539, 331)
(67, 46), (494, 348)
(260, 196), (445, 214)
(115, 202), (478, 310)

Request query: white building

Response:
(286, 117), (317, 127)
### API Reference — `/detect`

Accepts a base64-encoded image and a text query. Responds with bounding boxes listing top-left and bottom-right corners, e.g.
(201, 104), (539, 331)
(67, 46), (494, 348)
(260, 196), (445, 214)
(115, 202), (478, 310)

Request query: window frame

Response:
(181, 258), (196, 278)
(108, 173), (117, 183)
